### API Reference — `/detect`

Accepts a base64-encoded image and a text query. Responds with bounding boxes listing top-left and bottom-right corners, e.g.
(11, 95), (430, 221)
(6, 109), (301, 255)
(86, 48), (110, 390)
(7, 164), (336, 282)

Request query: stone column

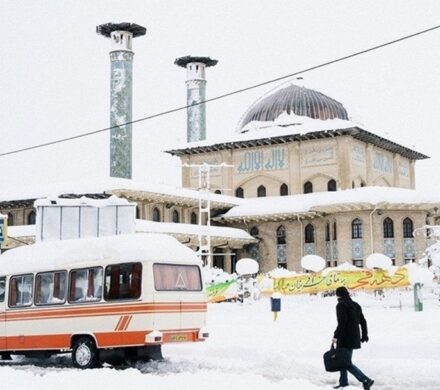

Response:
(409, 161), (416, 189)
(366, 144), (374, 185)
(393, 154), (401, 187)
(288, 143), (301, 194)
(337, 137), (352, 190)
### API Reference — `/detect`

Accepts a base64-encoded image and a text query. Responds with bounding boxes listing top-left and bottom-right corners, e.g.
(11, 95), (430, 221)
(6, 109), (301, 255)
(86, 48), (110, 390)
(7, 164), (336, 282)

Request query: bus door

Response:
(153, 264), (204, 332)
(152, 264), (182, 330)
(0, 277), (6, 350)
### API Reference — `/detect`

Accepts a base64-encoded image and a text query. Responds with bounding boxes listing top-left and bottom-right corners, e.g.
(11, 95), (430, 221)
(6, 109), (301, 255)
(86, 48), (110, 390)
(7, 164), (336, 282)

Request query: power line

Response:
(1, 24), (440, 158)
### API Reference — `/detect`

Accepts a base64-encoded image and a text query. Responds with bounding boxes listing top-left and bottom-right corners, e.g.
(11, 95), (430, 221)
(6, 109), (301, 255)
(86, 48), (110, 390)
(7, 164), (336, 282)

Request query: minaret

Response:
(97, 22), (146, 179)
(175, 56), (218, 143)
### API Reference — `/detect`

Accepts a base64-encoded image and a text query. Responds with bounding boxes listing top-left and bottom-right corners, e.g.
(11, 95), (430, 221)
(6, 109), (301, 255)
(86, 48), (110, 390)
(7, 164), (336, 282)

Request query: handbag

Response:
(323, 344), (352, 372)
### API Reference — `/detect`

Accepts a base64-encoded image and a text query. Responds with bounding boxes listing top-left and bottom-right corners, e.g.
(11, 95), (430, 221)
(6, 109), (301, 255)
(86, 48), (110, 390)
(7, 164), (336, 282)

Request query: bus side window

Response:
(69, 267), (103, 303)
(0, 277), (5, 302)
(104, 263), (142, 300)
(9, 274), (33, 307)
(35, 271), (67, 305)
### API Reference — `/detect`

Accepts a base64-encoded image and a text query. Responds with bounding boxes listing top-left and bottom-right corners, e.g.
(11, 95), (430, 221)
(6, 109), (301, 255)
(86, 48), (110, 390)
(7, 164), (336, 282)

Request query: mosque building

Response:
(1, 23), (439, 273)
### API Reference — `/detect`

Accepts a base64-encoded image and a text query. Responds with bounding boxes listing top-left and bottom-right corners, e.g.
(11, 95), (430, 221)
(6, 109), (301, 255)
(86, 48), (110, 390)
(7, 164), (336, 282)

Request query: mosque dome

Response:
(238, 84), (349, 132)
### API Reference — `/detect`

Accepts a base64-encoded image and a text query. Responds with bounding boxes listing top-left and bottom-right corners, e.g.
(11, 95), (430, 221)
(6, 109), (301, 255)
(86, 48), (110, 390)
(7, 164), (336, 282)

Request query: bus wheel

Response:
(72, 337), (99, 369)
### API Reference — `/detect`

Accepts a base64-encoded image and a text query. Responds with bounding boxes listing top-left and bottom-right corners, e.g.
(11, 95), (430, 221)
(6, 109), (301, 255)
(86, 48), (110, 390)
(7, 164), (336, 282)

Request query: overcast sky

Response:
(1, 0), (440, 195)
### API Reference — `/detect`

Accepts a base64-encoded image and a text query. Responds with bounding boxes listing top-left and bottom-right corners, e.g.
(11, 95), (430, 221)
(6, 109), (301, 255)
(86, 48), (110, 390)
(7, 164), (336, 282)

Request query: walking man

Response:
(332, 286), (374, 389)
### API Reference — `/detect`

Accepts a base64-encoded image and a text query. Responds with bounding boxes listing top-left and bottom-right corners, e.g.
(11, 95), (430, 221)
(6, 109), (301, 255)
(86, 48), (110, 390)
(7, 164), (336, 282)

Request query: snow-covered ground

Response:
(1, 290), (439, 390)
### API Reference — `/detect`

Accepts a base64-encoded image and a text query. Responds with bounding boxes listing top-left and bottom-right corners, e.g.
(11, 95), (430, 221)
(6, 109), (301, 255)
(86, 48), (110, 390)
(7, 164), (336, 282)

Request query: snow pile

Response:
(203, 267), (236, 285)
(301, 255), (326, 272)
(366, 253), (392, 270)
(236, 258), (259, 275)
(404, 262), (435, 286)
(34, 195), (133, 207)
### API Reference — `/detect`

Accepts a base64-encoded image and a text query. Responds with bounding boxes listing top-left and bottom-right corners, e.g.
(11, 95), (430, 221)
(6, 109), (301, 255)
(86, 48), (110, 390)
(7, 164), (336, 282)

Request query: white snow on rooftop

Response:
(0, 177), (242, 206)
(136, 220), (254, 241)
(167, 117), (358, 151)
(221, 187), (440, 218)
(0, 233), (200, 275)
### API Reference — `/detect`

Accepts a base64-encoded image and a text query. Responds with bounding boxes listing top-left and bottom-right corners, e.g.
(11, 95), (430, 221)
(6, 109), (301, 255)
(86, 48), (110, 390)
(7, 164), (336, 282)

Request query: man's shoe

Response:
(362, 379), (374, 389)
(333, 386), (346, 389)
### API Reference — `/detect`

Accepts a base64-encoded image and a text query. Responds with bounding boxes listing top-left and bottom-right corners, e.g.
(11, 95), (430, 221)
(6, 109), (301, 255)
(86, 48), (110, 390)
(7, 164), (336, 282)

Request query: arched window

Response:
(403, 218), (414, 238)
(190, 212), (198, 225)
(305, 224), (315, 243)
(235, 187), (244, 198)
(7, 212), (14, 226)
(276, 225), (287, 268)
(333, 222), (337, 240)
(280, 183), (288, 196)
(250, 227), (259, 238)
(360, 181), (366, 187)
(325, 223), (330, 242)
(304, 181), (313, 194)
(172, 210), (180, 223)
(257, 185), (266, 197)
(214, 190), (221, 194)
(152, 207), (161, 222)
(277, 225), (286, 245)
(352, 218), (362, 239)
(27, 210), (36, 225)
(383, 217), (394, 238)
(352, 181), (355, 189)
(136, 206), (140, 219)
(328, 179), (337, 192)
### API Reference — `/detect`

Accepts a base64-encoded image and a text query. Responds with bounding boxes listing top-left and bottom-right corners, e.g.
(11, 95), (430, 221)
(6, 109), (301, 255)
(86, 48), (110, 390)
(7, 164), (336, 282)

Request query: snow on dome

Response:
(366, 253), (393, 270)
(236, 258), (259, 275)
(0, 233), (200, 275)
(301, 255), (326, 272)
(238, 83), (349, 132)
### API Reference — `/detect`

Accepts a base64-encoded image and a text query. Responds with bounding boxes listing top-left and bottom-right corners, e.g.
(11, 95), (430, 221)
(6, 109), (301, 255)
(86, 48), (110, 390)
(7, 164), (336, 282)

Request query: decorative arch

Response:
(27, 210), (36, 225)
(152, 207), (161, 222)
(403, 217), (413, 238)
(352, 218), (362, 239)
(383, 217), (394, 238)
(327, 179), (337, 192)
(257, 185), (266, 197)
(7, 212), (14, 226)
(235, 187), (244, 198)
(280, 183), (288, 196)
(303, 181), (313, 194)
(214, 190), (221, 194)
(304, 224), (315, 243)
(172, 209), (180, 223)
(190, 212), (198, 225)
(373, 176), (391, 187)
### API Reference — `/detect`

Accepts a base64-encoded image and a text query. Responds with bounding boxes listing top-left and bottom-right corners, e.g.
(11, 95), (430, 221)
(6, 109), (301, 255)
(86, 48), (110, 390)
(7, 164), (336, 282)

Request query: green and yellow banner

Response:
(206, 280), (238, 302)
(273, 267), (410, 295)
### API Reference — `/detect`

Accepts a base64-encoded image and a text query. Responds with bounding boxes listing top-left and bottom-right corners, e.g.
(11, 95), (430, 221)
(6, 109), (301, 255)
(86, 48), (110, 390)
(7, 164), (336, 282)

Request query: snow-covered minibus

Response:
(0, 233), (208, 368)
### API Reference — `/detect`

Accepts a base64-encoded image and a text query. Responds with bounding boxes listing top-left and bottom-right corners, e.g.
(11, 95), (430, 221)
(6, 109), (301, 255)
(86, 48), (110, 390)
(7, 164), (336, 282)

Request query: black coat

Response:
(333, 297), (368, 350)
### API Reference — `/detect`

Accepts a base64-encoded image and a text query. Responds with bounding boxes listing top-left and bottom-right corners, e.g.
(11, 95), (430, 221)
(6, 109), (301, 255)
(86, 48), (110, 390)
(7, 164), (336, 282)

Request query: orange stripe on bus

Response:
(3, 303), (207, 322)
(114, 316), (124, 331)
(124, 315), (133, 331)
(2, 329), (203, 351)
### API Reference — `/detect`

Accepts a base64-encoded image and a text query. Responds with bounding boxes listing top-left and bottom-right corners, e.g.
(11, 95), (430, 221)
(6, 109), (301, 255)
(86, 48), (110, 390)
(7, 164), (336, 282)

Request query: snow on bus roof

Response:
(0, 233), (200, 275)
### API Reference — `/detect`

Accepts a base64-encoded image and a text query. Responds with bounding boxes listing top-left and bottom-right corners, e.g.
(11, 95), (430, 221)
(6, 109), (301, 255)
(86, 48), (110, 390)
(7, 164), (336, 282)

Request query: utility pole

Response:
(182, 162), (232, 267)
